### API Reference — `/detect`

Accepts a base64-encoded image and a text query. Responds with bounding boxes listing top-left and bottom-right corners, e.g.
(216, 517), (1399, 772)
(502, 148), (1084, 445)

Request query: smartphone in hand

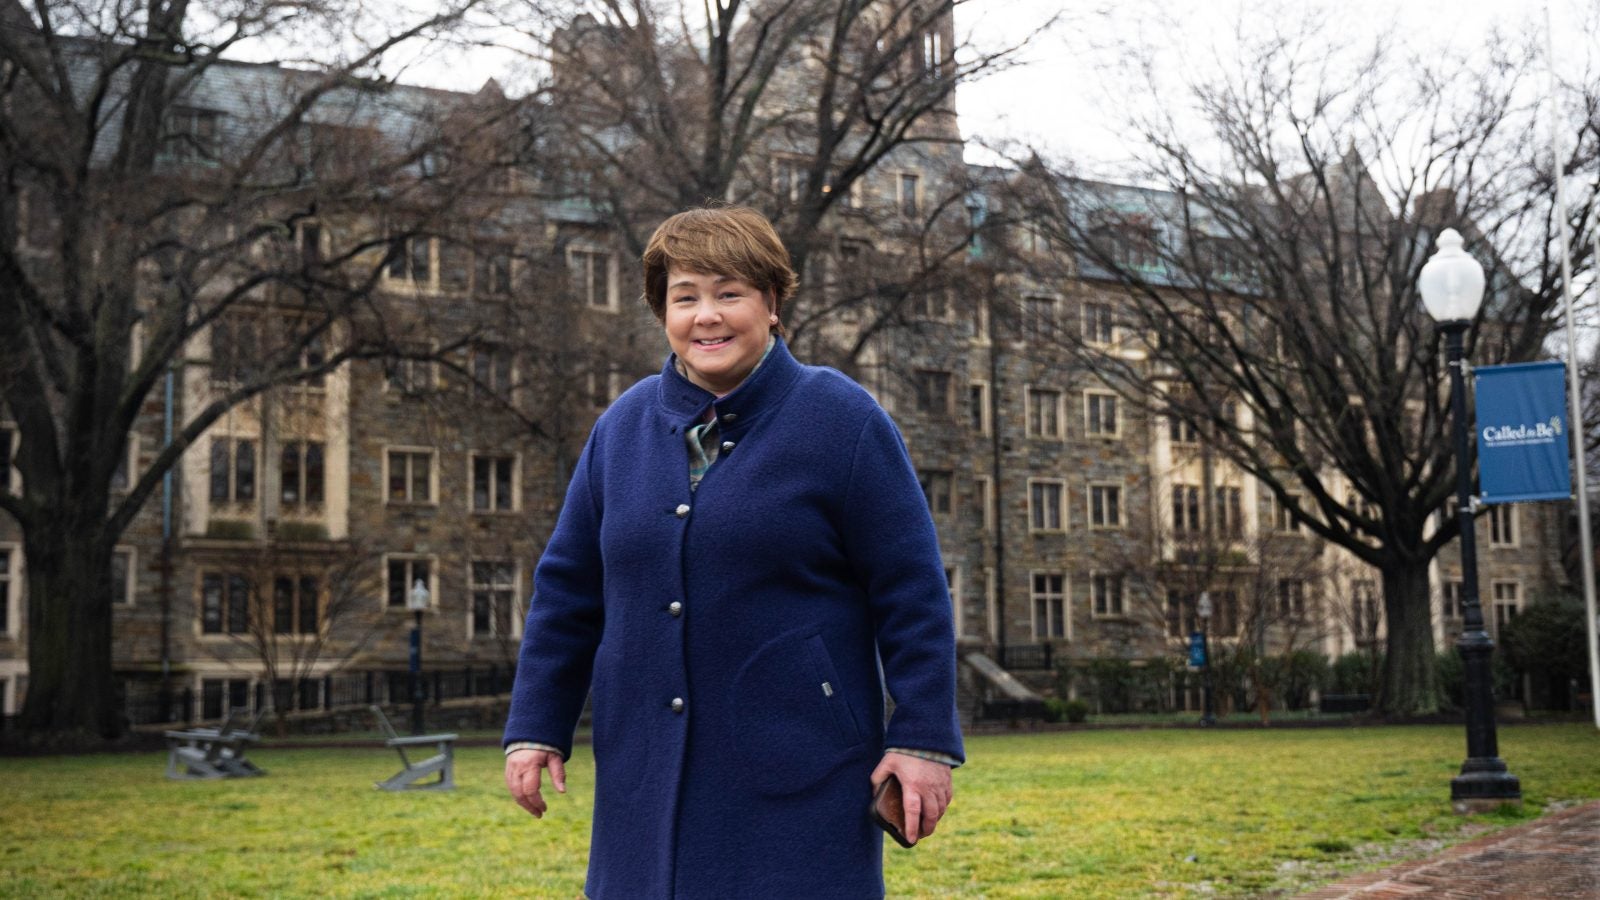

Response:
(870, 774), (916, 848)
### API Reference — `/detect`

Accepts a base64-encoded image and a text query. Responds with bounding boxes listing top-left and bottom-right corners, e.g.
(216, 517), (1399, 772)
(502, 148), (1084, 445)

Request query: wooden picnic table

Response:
(164, 725), (265, 780)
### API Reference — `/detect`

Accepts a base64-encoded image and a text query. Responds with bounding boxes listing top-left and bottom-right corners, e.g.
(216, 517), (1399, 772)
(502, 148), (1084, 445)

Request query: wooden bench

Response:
(370, 705), (457, 791)
(165, 710), (266, 780)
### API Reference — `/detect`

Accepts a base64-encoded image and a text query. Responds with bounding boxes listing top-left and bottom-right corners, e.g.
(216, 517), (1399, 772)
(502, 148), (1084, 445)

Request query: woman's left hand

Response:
(871, 752), (953, 844)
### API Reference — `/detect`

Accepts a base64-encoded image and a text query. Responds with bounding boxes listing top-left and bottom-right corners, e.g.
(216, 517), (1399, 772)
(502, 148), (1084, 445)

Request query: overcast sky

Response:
(956, 0), (1598, 174)
(377, 0), (1598, 185)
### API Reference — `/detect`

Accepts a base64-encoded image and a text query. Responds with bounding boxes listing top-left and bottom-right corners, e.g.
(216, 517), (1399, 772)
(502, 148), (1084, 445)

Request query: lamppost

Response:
(407, 578), (430, 735)
(1197, 591), (1217, 726)
(1419, 228), (1521, 813)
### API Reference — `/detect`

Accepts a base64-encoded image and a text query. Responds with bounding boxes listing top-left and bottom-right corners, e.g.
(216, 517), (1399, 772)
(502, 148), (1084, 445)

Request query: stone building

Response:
(0, 4), (1570, 726)
(908, 167), (1572, 712)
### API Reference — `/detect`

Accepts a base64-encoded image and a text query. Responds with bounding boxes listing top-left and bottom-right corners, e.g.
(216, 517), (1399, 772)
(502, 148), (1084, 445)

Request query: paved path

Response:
(1298, 799), (1600, 898)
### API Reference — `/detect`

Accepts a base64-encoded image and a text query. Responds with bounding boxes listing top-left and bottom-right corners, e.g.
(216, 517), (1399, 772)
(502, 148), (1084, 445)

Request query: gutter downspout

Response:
(159, 366), (174, 721)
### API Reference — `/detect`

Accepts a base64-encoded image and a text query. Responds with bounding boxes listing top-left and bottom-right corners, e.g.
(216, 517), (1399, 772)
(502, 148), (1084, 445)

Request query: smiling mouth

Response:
(693, 337), (733, 349)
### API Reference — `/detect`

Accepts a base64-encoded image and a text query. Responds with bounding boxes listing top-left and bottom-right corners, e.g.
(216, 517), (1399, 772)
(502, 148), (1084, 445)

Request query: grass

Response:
(2, 724), (1596, 898)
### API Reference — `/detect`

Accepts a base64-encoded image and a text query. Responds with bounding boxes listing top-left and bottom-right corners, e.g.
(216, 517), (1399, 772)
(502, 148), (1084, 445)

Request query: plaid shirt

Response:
(684, 336), (774, 490)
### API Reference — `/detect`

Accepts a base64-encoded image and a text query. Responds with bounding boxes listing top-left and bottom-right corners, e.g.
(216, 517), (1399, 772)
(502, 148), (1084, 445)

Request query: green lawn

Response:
(3, 724), (1596, 898)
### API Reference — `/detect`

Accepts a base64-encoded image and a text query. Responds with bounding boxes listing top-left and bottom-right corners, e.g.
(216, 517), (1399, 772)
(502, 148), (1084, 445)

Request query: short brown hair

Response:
(641, 206), (798, 334)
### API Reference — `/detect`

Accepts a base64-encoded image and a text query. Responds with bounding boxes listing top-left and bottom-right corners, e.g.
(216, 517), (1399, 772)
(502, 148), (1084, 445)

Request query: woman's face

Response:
(664, 268), (773, 395)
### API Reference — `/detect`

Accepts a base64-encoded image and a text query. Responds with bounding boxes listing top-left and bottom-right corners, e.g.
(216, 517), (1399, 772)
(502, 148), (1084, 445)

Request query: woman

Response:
(503, 206), (963, 899)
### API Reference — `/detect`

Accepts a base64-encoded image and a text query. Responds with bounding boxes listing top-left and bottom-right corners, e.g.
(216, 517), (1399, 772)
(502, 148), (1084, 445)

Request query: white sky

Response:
(954, 0), (1600, 340)
(362, 0), (1598, 176)
(955, 0), (1599, 174)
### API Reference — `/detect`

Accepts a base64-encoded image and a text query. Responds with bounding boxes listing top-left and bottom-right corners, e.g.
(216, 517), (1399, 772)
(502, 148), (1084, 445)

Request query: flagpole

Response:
(1546, 0), (1600, 729)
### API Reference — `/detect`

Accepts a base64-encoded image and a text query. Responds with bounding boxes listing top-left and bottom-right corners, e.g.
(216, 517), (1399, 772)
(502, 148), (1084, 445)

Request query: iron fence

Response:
(998, 643), (1054, 670)
(119, 664), (518, 727)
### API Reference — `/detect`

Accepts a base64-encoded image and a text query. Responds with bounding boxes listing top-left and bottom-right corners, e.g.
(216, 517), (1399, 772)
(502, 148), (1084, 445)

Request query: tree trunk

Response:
(18, 520), (120, 739)
(1378, 561), (1438, 716)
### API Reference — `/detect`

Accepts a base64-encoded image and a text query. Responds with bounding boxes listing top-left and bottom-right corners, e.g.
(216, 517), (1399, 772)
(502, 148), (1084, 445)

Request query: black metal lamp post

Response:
(406, 578), (430, 735)
(1419, 228), (1521, 813)
(1198, 591), (1217, 726)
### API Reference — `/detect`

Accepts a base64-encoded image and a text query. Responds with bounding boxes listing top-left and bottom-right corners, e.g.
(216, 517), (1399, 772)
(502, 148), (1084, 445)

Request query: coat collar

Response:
(658, 335), (802, 430)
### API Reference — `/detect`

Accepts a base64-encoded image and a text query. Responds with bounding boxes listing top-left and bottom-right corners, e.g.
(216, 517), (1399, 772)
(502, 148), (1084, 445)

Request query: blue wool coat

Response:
(504, 338), (964, 899)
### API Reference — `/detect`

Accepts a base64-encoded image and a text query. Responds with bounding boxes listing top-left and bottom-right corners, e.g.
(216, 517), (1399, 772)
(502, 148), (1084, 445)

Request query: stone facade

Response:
(0, 5), (1572, 723)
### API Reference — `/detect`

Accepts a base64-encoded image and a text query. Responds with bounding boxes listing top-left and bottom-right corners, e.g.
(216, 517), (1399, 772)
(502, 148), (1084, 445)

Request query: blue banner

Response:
(1474, 361), (1571, 504)
(1187, 632), (1206, 668)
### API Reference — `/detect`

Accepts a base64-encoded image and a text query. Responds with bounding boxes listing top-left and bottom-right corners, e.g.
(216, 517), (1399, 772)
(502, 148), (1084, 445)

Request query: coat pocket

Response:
(731, 629), (866, 796)
(801, 634), (863, 748)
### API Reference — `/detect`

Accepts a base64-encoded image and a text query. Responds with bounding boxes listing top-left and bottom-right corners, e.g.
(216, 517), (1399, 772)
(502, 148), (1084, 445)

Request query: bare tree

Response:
(194, 533), (388, 736)
(516, 0), (1047, 365)
(1097, 475), (1334, 720)
(990, 20), (1600, 714)
(0, 0), (541, 740)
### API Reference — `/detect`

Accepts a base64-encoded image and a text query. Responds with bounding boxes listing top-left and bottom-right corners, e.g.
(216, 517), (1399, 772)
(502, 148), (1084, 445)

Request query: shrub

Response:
(1136, 656), (1178, 713)
(1053, 662), (1075, 699)
(1441, 643), (1518, 704)
(1501, 594), (1586, 674)
(1492, 649), (1520, 704)
(1063, 699), (1090, 723)
(1330, 650), (1381, 695)
(205, 519), (254, 540)
(1435, 650), (1464, 710)
(1207, 643), (1254, 714)
(274, 521), (329, 542)
(1276, 649), (1330, 710)
(1501, 594), (1587, 708)
(1085, 658), (1137, 713)
(1042, 698), (1066, 723)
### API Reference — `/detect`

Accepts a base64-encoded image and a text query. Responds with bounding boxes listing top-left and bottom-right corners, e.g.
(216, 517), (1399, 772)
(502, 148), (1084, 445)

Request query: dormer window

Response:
(1193, 235), (1255, 284)
(160, 107), (220, 163)
(1090, 216), (1161, 272)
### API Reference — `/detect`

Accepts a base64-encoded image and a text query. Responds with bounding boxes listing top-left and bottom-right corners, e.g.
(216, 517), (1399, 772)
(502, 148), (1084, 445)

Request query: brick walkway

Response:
(1298, 799), (1600, 898)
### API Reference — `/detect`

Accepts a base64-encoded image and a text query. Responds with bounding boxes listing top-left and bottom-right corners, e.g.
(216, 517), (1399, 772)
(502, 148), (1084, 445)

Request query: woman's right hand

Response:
(505, 748), (567, 818)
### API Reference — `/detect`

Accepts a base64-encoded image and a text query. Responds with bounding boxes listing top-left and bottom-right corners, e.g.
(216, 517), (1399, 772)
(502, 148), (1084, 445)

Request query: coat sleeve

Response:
(502, 432), (605, 760)
(839, 407), (965, 765)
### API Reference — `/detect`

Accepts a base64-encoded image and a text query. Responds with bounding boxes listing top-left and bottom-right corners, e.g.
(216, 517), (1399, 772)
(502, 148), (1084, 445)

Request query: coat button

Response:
(669, 601), (682, 617)
(721, 441), (735, 452)
(675, 503), (690, 518)
(721, 413), (738, 423)
(670, 697), (685, 713)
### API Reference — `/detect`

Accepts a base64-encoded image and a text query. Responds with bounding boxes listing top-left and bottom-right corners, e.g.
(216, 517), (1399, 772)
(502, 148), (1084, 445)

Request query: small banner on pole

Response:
(1474, 360), (1572, 504)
